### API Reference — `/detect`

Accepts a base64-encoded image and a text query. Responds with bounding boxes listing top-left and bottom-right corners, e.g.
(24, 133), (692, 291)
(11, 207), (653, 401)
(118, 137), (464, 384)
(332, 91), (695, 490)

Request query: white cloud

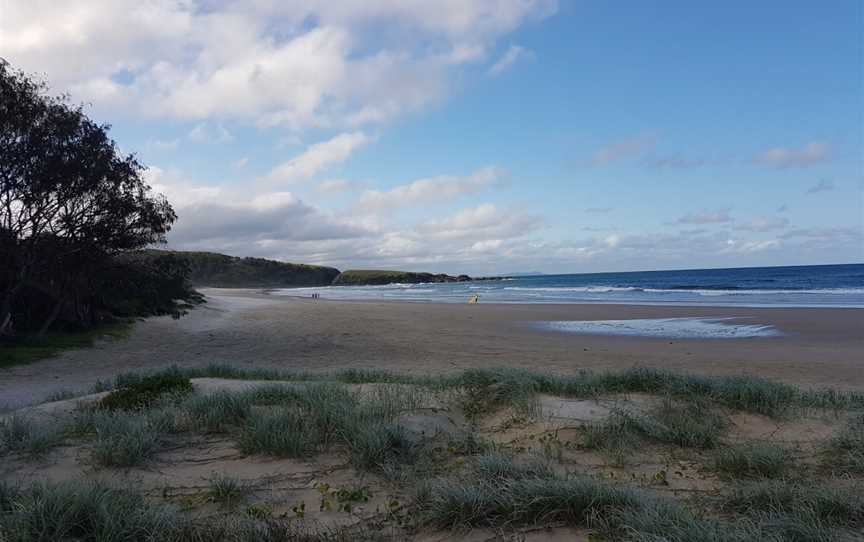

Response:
(806, 179), (835, 194)
(188, 123), (234, 144)
(268, 132), (372, 183)
(416, 203), (542, 241)
(2, 1), (557, 130)
(677, 209), (732, 225)
(753, 141), (831, 169)
(232, 157), (249, 169)
(585, 136), (656, 167)
(487, 45), (532, 76)
(356, 166), (503, 211)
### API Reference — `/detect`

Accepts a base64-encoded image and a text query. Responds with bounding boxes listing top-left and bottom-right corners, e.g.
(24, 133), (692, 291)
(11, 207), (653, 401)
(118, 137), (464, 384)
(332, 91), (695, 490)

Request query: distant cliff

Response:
(332, 270), (472, 286)
(149, 251), (340, 287)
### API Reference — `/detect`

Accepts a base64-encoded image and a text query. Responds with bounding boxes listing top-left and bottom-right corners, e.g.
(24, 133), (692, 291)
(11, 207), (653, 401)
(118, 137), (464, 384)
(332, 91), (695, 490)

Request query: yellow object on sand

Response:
(468, 294), (480, 304)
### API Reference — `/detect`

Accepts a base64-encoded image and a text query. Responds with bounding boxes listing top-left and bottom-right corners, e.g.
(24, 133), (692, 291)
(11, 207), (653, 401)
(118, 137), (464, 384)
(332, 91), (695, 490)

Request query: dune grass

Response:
(87, 410), (170, 467)
(714, 443), (795, 479)
(105, 364), (864, 419)
(0, 415), (65, 458)
(581, 398), (727, 464)
(207, 473), (247, 507)
(823, 412), (864, 475)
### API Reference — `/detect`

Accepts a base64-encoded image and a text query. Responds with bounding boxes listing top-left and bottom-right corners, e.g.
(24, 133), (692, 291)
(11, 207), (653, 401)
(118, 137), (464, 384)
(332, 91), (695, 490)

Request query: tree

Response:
(0, 59), (176, 336)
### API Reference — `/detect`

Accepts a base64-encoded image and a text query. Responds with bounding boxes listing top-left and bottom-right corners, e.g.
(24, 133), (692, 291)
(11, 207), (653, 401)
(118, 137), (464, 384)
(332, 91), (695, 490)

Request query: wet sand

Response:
(1, 288), (862, 408)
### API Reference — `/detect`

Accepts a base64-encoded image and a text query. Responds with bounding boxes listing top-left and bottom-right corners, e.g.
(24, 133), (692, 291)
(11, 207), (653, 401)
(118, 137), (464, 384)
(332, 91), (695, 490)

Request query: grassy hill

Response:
(332, 269), (471, 285)
(148, 251), (340, 288)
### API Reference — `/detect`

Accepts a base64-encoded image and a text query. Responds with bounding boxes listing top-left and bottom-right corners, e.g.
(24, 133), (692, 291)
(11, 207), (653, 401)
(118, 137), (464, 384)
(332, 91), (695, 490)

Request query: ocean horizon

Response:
(274, 263), (864, 308)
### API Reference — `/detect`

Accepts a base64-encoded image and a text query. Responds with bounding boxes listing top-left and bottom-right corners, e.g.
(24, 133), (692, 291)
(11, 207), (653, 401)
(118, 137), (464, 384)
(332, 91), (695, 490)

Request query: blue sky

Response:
(4, 0), (862, 273)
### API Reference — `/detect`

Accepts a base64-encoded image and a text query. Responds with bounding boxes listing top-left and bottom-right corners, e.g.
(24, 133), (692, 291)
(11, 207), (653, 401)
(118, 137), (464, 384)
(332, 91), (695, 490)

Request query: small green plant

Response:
(714, 442), (794, 479)
(245, 502), (273, 520)
(317, 483), (372, 514)
(207, 473), (246, 507)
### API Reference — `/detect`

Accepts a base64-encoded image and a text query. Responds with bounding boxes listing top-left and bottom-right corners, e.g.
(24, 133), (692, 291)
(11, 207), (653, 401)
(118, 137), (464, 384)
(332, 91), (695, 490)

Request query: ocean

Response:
(274, 263), (864, 308)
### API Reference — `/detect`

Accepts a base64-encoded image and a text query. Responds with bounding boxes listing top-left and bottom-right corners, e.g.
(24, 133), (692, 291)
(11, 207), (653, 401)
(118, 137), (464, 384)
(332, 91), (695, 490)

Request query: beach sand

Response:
(1, 288), (862, 407)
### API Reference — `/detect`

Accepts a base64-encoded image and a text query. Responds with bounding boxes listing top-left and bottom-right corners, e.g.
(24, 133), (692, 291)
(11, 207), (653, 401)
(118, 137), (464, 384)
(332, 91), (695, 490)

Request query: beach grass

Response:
(4, 366), (864, 541)
(714, 443), (795, 479)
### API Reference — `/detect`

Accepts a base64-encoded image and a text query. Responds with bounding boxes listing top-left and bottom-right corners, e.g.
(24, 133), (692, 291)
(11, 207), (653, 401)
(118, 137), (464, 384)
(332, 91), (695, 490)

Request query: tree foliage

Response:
(0, 59), (193, 336)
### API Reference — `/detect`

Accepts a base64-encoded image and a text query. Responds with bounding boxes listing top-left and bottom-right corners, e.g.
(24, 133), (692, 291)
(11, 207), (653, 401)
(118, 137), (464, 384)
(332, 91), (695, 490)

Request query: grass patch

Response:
(0, 324), (130, 368)
(238, 407), (320, 457)
(714, 443), (794, 479)
(89, 411), (168, 467)
(98, 370), (193, 411)
(0, 415), (64, 458)
(722, 481), (864, 528)
(106, 365), (864, 418)
(581, 398), (726, 463)
(207, 473), (247, 507)
(823, 412), (864, 475)
(182, 390), (252, 433)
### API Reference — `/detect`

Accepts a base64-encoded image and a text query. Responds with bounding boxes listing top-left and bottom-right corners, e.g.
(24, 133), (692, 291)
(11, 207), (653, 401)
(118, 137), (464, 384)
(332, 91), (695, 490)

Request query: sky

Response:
(2, 0), (862, 274)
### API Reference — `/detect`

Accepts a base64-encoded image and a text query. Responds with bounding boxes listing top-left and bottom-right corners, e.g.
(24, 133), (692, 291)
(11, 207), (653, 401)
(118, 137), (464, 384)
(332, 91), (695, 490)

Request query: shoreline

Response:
(1, 288), (862, 408)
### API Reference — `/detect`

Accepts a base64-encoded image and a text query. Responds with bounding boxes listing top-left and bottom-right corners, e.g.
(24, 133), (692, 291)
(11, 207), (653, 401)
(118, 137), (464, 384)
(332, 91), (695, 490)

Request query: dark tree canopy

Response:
(0, 59), (189, 336)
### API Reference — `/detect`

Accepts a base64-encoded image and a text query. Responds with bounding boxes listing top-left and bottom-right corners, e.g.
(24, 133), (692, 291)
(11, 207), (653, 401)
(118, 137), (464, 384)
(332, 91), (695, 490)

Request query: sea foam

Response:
(541, 317), (781, 339)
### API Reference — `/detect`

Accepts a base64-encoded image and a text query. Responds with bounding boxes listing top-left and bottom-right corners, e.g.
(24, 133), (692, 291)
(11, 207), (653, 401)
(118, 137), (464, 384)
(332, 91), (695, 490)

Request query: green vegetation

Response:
(714, 443), (795, 479)
(581, 399), (727, 463)
(207, 474), (247, 507)
(332, 270), (470, 286)
(0, 416), (64, 458)
(3, 366), (864, 541)
(823, 413), (864, 474)
(150, 250), (341, 288)
(98, 372), (193, 411)
(0, 325), (131, 368)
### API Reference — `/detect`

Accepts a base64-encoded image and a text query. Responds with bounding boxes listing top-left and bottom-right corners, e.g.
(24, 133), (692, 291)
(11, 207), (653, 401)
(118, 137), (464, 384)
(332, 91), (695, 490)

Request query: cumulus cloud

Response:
(2, 1), (557, 130)
(806, 179), (835, 194)
(417, 203), (542, 240)
(356, 166), (503, 211)
(487, 45), (533, 76)
(641, 154), (707, 169)
(753, 141), (831, 169)
(268, 132), (372, 183)
(585, 136), (656, 167)
(677, 209), (732, 225)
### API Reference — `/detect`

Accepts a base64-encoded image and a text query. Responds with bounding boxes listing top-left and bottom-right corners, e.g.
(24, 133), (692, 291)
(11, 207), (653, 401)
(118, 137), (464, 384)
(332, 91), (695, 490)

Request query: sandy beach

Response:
(1, 288), (862, 408)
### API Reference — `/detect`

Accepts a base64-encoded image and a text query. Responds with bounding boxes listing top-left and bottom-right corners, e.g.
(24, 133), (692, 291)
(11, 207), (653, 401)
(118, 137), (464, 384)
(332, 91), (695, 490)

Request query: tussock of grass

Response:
(0, 481), (178, 541)
(582, 399), (726, 463)
(722, 482), (864, 528)
(823, 413), (864, 474)
(183, 391), (252, 433)
(207, 473), (247, 507)
(0, 480), (385, 541)
(0, 415), (64, 458)
(89, 411), (168, 467)
(459, 368), (539, 419)
(714, 443), (794, 479)
(238, 407), (320, 457)
(99, 370), (192, 411)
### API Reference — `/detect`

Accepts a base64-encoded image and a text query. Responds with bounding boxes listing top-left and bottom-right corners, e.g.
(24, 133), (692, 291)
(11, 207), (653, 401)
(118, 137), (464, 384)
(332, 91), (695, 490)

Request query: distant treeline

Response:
(152, 251), (474, 288)
(152, 251), (341, 288)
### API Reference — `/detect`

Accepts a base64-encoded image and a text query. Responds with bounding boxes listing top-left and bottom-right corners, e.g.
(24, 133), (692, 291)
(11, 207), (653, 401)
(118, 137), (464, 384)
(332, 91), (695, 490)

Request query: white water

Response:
(540, 317), (781, 338)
